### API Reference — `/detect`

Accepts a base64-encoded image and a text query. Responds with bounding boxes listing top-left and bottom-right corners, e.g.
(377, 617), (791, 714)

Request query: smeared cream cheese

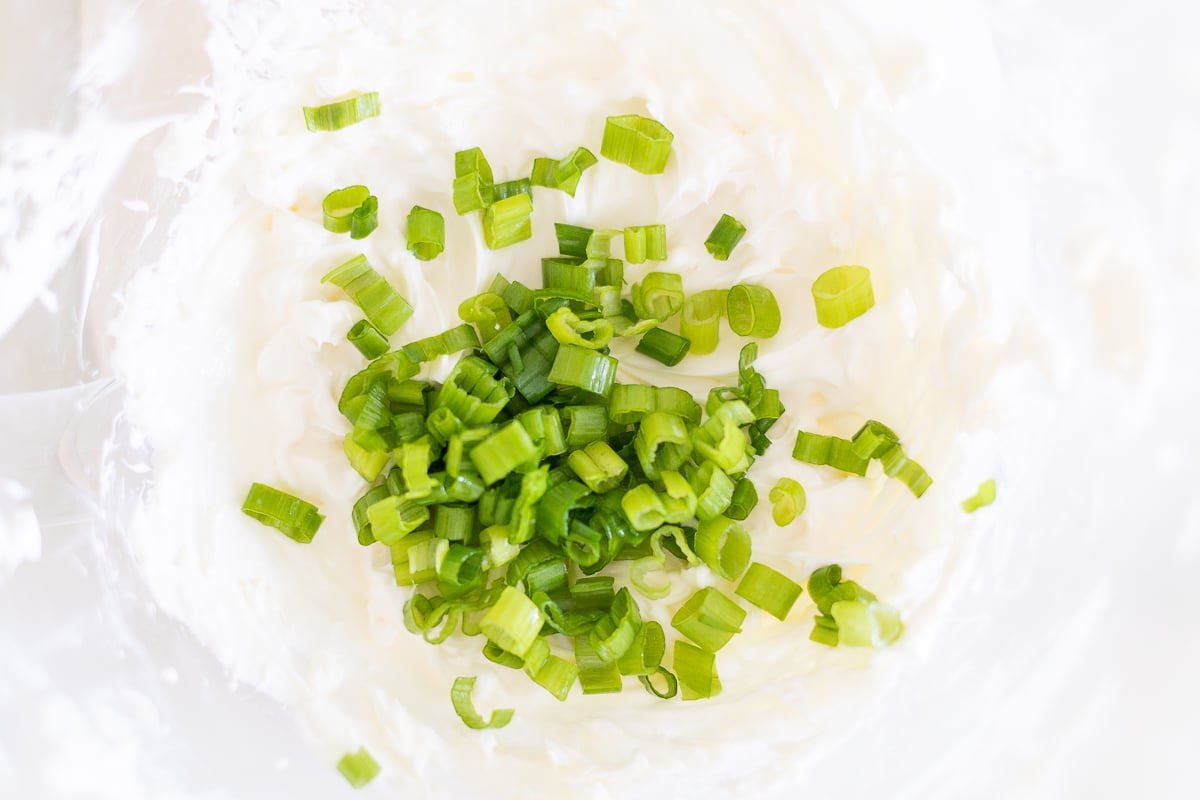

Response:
(108, 2), (1055, 797)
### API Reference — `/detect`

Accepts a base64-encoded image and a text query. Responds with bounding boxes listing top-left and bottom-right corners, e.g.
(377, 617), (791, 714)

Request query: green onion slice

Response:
(679, 289), (726, 356)
(961, 479), (997, 513)
(830, 599), (903, 648)
(575, 634), (623, 694)
(631, 272), (684, 322)
(600, 114), (674, 174)
(673, 640), (721, 701)
(322, 254), (414, 336)
(241, 483), (324, 543)
(336, 747), (381, 788)
(623, 224), (667, 264)
(726, 477), (758, 520)
(812, 265), (875, 328)
(407, 205), (445, 260)
(671, 586), (746, 653)
(768, 477), (805, 526)
(546, 306), (614, 350)
(483, 193), (533, 250)
(735, 562), (803, 621)
(639, 667), (679, 699)
(322, 185), (370, 234)
(555, 223), (593, 258)
(480, 586), (543, 658)
(879, 444), (933, 498)
(791, 431), (870, 476)
(704, 213), (746, 261)
(548, 344), (617, 397)
(726, 284), (781, 338)
(450, 676), (514, 730)
(346, 320), (389, 360)
(349, 195), (378, 240)
(694, 515), (751, 581)
(635, 327), (691, 366)
(303, 92), (380, 132)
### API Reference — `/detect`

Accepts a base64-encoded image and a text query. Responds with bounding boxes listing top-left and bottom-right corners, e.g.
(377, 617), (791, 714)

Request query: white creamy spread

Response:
(107, 3), (1053, 797)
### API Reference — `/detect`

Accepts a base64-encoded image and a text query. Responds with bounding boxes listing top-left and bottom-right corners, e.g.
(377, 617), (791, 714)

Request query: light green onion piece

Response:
(791, 431), (870, 476)
(830, 599), (903, 648)
(483, 193), (533, 250)
(401, 324), (480, 364)
(694, 515), (751, 581)
(635, 327), (691, 366)
(879, 444), (933, 498)
(546, 306), (614, 350)
(634, 411), (693, 481)
(600, 114), (674, 174)
(303, 92), (380, 132)
(671, 586), (746, 653)
(630, 554), (671, 600)
(617, 620), (666, 676)
(704, 213), (746, 261)
(322, 185), (371, 233)
(768, 477), (805, 526)
(350, 195), (378, 240)
(962, 479), (997, 513)
(346, 320), (389, 359)
(673, 640), (721, 701)
(623, 224), (667, 264)
(450, 676), (514, 730)
(567, 440), (628, 493)
(687, 461), (735, 521)
(336, 747), (380, 788)
(621, 484), (667, 532)
(531, 147), (597, 197)
(812, 265), (875, 328)
(735, 562), (803, 621)
(344, 434), (390, 482)
(726, 284), (781, 338)
(575, 634), (623, 694)
(548, 344), (617, 397)
(407, 205), (445, 260)
(470, 422), (537, 486)
(679, 289), (726, 355)
(458, 291), (512, 344)
(850, 419), (900, 460)
(631, 272), (684, 322)
(527, 651), (578, 701)
(322, 254), (414, 335)
(453, 147), (494, 214)
(241, 483), (324, 543)
(366, 496), (430, 546)
(726, 477), (757, 520)
(480, 586), (543, 658)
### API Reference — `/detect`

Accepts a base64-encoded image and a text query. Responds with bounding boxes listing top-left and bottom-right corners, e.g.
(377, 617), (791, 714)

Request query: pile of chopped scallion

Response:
(242, 94), (973, 787)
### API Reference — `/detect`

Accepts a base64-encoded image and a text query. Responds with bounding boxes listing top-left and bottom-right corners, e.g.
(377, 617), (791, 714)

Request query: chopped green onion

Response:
(453, 147), (494, 214)
(631, 272), (684, 322)
(560, 405), (608, 448)
(704, 214), (746, 261)
(336, 747), (380, 788)
(492, 178), (531, 202)
(480, 586), (543, 658)
(575, 634), (622, 694)
(688, 461), (735, 521)
(531, 147), (598, 196)
(694, 515), (751, 581)
(350, 195), (378, 240)
(630, 555), (670, 600)
(621, 484), (667, 532)
(241, 483), (324, 543)
(634, 411), (693, 481)
(850, 419), (900, 460)
(346, 320), (389, 360)
(407, 206), (445, 260)
(571, 575), (616, 610)
(322, 254), (414, 335)
(555, 223), (593, 259)
(809, 614), (840, 647)
(617, 620), (666, 676)
(811, 265), (875, 328)
(791, 431), (869, 476)
(366, 496), (430, 546)
(671, 587), (745, 652)
(450, 676), (514, 730)
(535, 480), (592, 546)
(401, 324), (480, 363)
(673, 640), (721, 701)
(830, 599), (903, 648)
(726, 284), (780, 338)
(768, 477), (805, 526)
(482, 193), (533, 250)
(527, 652), (578, 701)
(435, 356), (514, 425)
(541, 257), (594, 294)
(567, 441), (628, 493)
(589, 587), (642, 662)
(623, 224), (667, 264)
(548, 344), (617, 397)
(879, 444), (934, 498)
(679, 289), (726, 355)
(303, 92), (380, 132)
(639, 667), (678, 699)
(962, 479), (997, 513)
(470, 422), (537, 485)
(458, 291), (512, 344)
(735, 562), (802, 621)
(600, 115), (674, 174)
(546, 306), (613, 350)
(322, 185), (371, 233)
(635, 327), (691, 366)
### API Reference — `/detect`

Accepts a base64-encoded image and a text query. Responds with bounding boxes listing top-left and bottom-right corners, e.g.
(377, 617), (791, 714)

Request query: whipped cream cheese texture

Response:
(109, 3), (1047, 797)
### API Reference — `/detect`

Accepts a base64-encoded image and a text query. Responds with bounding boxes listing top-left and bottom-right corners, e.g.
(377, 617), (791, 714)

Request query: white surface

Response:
(1, 1), (1198, 798)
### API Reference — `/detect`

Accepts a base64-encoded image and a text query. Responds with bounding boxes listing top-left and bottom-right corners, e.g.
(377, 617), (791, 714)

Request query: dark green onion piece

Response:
(623, 224), (667, 264)
(962, 479), (997, 513)
(635, 327), (691, 366)
(600, 114), (674, 174)
(493, 178), (531, 202)
(791, 431), (870, 476)
(704, 213), (747, 261)
(768, 477), (805, 526)
(679, 289), (726, 355)
(241, 483), (324, 543)
(735, 562), (803, 621)
(671, 587), (746, 652)
(336, 747), (380, 788)
(450, 676), (514, 730)
(694, 515), (751, 581)
(350, 195), (378, 240)
(726, 284), (781, 338)
(346, 320), (389, 360)
(639, 667), (679, 699)
(483, 193), (533, 249)
(322, 254), (414, 335)
(303, 92), (380, 132)
(812, 265), (875, 328)
(673, 640), (721, 701)
(555, 223), (593, 259)
(631, 272), (684, 322)
(323, 185), (370, 233)
(407, 205), (445, 260)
